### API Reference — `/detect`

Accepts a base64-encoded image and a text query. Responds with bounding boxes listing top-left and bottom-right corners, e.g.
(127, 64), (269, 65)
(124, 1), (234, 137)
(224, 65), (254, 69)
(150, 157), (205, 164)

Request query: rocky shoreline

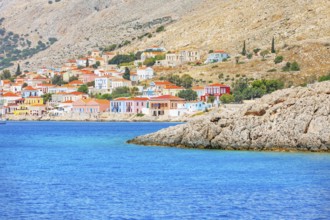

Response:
(6, 104), (243, 123)
(5, 111), (207, 123)
(128, 81), (330, 152)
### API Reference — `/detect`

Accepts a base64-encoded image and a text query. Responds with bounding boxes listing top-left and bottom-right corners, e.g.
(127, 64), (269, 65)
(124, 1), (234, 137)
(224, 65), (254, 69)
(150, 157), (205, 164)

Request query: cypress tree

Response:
(271, 37), (276, 53)
(86, 58), (89, 67)
(15, 64), (21, 76)
(241, 41), (246, 56)
(123, 67), (130, 80)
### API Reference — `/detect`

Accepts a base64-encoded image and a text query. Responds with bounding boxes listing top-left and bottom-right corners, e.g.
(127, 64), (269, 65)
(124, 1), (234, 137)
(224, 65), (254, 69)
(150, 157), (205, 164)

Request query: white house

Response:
(95, 77), (112, 92)
(204, 51), (230, 64)
(137, 67), (154, 81)
(94, 76), (131, 93)
(10, 83), (23, 93)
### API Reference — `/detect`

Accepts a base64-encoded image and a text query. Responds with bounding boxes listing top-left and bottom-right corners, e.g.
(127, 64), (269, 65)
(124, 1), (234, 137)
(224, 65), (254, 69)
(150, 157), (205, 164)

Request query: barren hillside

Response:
(0, 0), (200, 69)
(126, 0), (330, 85)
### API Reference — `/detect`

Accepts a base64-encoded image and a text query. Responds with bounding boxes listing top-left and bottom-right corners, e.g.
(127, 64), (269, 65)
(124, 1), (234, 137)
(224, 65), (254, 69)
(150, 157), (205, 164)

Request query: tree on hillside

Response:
(290, 61), (300, 71)
(41, 93), (52, 103)
(260, 50), (269, 60)
(123, 67), (130, 80)
(1, 69), (11, 79)
(241, 41), (246, 56)
(87, 81), (95, 87)
(253, 48), (261, 56)
(77, 85), (88, 94)
(177, 89), (197, 101)
(220, 94), (235, 103)
(180, 74), (193, 89)
(86, 58), (89, 67)
(69, 76), (79, 82)
(168, 74), (181, 86)
(111, 86), (131, 99)
(52, 75), (64, 85)
(271, 37), (276, 53)
(15, 64), (21, 76)
(143, 57), (156, 67)
(130, 87), (139, 97)
(92, 61), (100, 69)
(135, 51), (143, 60)
(108, 54), (135, 65)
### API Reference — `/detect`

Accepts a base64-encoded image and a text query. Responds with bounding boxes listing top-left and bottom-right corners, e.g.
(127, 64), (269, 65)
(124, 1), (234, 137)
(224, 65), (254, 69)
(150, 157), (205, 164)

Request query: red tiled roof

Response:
(213, 50), (226, 53)
(164, 85), (184, 89)
(192, 86), (204, 90)
(115, 97), (129, 101)
(62, 100), (74, 104)
(130, 97), (149, 101)
(151, 95), (184, 101)
(209, 83), (229, 87)
(69, 91), (84, 96)
(2, 92), (20, 97)
(94, 99), (110, 105)
(154, 81), (173, 86)
(37, 84), (54, 87)
(23, 86), (37, 91)
(68, 80), (84, 85)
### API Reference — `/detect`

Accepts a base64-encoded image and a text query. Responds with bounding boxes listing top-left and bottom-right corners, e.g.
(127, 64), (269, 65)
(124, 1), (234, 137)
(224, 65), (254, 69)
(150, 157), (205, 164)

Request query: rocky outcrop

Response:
(128, 81), (330, 152)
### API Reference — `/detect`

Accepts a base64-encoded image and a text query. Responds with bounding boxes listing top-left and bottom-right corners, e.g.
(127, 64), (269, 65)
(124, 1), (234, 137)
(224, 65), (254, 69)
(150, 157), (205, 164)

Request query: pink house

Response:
(73, 99), (110, 113)
(111, 97), (149, 114)
(81, 72), (97, 84)
(36, 84), (55, 94)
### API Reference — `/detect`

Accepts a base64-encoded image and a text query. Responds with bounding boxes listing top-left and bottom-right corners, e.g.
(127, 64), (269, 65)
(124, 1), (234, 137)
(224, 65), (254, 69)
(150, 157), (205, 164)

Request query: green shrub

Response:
(156, 26), (165, 33)
(290, 61), (300, 71)
(220, 94), (235, 103)
(318, 72), (330, 82)
(282, 62), (291, 72)
(267, 68), (277, 72)
(247, 53), (253, 59)
(253, 48), (261, 55)
(109, 54), (135, 65)
(178, 89), (198, 101)
(274, 55), (283, 64)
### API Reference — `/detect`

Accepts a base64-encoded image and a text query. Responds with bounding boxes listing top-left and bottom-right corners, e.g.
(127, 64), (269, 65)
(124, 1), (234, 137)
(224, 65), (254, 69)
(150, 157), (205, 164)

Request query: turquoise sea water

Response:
(0, 121), (330, 219)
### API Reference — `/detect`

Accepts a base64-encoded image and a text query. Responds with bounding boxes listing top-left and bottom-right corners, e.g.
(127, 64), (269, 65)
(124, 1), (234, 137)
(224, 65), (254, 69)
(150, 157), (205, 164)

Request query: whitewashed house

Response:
(137, 67), (154, 81)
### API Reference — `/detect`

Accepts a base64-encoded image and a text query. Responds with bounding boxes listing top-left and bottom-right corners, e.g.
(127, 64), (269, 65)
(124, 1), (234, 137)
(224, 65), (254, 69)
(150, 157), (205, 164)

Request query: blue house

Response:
(184, 101), (212, 113)
(22, 86), (40, 98)
(205, 50), (230, 64)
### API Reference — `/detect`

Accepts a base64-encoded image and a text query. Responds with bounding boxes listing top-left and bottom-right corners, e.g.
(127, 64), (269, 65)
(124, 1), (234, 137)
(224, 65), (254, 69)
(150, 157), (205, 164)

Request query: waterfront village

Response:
(0, 46), (233, 121)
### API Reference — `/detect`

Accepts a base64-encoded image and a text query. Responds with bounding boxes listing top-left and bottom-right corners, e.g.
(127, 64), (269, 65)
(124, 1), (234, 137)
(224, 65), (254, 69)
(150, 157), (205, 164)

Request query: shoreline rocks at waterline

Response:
(128, 81), (330, 152)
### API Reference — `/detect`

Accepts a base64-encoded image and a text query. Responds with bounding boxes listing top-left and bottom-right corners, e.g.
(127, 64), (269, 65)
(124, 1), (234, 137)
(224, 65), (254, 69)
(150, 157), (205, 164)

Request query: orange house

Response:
(72, 99), (110, 113)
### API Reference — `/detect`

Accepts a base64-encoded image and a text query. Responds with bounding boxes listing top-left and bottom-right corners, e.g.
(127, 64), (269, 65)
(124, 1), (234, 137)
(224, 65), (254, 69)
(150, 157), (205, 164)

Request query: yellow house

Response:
(14, 105), (29, 116)
(162, 85), (185, 96)
(24, 96), (44, 105)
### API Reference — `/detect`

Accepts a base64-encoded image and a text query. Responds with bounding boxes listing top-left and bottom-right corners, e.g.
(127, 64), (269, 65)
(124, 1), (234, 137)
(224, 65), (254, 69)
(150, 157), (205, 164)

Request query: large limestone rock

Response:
(128, 81), (330, 152)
